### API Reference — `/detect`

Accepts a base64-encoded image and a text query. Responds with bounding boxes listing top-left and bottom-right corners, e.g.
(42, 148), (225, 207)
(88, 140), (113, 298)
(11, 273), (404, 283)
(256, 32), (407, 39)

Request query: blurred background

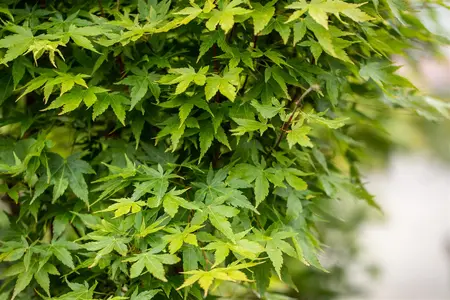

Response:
(344, 6), (450, 300)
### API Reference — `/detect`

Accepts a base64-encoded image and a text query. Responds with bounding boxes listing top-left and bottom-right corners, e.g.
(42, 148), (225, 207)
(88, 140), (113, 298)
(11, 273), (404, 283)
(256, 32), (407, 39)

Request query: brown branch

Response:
(98, 0), (105, 17)
(202, 249), (212, 270)
(272, 85), (318, 150)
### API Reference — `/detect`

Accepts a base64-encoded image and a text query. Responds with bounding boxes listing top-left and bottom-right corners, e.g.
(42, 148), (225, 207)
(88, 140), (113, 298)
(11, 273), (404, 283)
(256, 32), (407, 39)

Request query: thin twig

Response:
(98, 0), (105, 17)
(272, 85), (318, 150)
(202, 249), (212, 270)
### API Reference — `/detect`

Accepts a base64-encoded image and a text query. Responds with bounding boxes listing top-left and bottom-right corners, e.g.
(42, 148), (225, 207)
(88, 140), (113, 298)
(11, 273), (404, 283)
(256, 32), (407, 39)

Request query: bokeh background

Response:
(344, 6), (450, 300)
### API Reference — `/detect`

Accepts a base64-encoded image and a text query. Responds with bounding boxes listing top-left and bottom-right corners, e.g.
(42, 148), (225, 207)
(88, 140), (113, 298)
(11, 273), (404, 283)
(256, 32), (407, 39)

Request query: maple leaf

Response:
(159, 66), (208, 95)
(0, 25), (33, 65)
(286, 0), (373, 29)
(98, 198), (146, 218)
(177, 262), (260, 296)
(92, 92), (130, 125)
(205, 67), (242, 102)
(286, 124), (314, 149)
(163, 225), (203, 254)
(123, 250), (180, 281)
(205, 0), (252, 33)
(33, 152), (95, 205)
(116, 68), (160, 109)
(250, 1), (276, 35)
(44, 86), (108, 114)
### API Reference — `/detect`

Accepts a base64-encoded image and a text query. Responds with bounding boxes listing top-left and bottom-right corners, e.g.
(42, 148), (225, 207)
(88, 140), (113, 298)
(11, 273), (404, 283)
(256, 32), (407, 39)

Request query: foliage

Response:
(0, 0), (448, 299)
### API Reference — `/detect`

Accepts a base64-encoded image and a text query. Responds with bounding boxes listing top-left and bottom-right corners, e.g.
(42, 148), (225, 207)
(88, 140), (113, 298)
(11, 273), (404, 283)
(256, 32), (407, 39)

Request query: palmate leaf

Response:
(133, 164), (180, 202)
(83, 235), (131, 268)
(286, 0), (373, 29)
(205, 0), (252, 33)
(286, 124), (313, 148)
(250, 1), (276, 35)
(67, 25), (109, 53)
(92, 92), (130, 125)
(44, 86), (108, 114)
(116, 69), (160, 109)
(124, 251), (180, 281)
(159, 66), (208, 95)
(52, 281), (97, 300)
(0, 0), (447, 299)
(0, 25), (33, 65)
(98, 198), (146, 218)
(228, 163), (272, 206)
(205, 67), (242, 102)
(163, 224), (203, 254)
(33, 152), (94, 205)
(203, 234), (264, 267)
(193, 168), (258, 213)
(18, 72), (89, 102)
(177, 261), (260, 296)
(161, 188), (202, 217)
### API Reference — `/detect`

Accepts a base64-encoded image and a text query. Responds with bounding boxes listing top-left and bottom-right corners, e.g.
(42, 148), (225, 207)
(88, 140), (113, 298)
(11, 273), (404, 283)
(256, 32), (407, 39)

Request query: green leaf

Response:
(183, 245), (201, 272)
(293, 21), (307, 45)
(255, 172), (269, 206)
(12, 268), (33, 299)
(286, 0), (373, 29)
(50, 244), (75, 269)
(273, 17), (291, 44)
(230, 118), (270, 136)
(205, 67), (242, 102)
(127, 252), (179, 281)
(99, 198), (146, 218)
(84, 236), (130, 268)
(131, 289), (160, 300)
(305, 17), (335, 57)
(160, 67), (207, 95)
(34, 268), (50, 296)
(162, 189), (201, 217)
(207, 205), (238, 242)
(43, 153), (94, 204)
(131, 118), (145, 149)
(251, 2), (275, 35)
(266, 240), (283, 278)
(286, 125), (313, 148)
(285, 173), (307, 191)
(117, 72), (160, 109)
(93, 93), (129, 125)
(0, 26), (33, 65)
(253, 261), (272, 296)
(199, 125), (214, 161)
(205, 0), (251, 33)
(45, 87), (107, 114)
(12, 58), (25, 89)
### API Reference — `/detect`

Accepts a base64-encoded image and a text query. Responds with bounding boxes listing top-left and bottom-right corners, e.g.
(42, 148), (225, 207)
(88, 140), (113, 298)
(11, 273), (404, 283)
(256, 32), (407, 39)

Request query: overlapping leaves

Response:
(0, 0), (448, 299)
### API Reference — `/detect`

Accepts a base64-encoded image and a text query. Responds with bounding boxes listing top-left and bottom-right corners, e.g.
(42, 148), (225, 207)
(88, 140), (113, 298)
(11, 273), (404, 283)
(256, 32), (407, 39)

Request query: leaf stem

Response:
(272, 85), (318, 150)
(98, 0), (105, 17)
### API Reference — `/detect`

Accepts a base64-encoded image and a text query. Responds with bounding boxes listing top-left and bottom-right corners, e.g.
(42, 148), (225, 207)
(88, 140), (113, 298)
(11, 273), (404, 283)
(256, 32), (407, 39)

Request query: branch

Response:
(272, 85), (319, 150)
(98, 0), (105, 17)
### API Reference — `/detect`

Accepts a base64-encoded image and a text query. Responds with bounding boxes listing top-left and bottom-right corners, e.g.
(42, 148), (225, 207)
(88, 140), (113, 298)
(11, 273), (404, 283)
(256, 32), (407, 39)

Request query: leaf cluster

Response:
(0, 0), (448, 299)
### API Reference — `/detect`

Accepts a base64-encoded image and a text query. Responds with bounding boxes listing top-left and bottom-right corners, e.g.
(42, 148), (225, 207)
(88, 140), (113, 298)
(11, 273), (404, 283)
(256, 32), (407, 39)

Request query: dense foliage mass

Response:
(0, 0), (448, 299)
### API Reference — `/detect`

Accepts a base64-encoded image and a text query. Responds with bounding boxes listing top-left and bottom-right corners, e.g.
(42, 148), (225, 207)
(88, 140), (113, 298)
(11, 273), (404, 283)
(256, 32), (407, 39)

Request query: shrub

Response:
(0, 0), (448, 299)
